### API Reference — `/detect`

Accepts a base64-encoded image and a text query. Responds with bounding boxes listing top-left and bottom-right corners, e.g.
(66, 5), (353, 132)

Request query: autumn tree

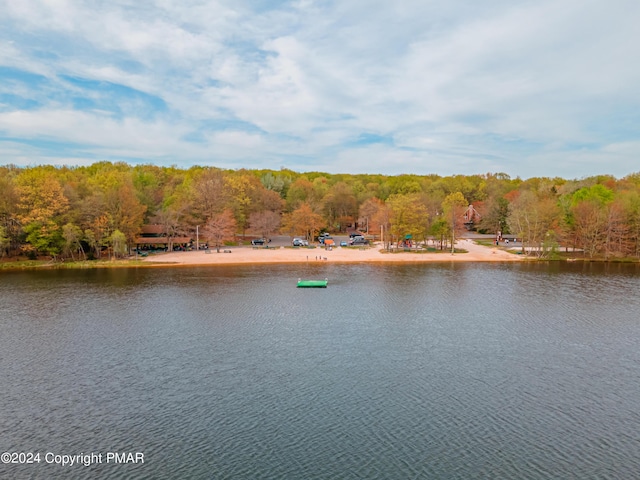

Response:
(5, 161), (640, 261)
(257, 188), (285, 213)
(323, 182), (358, 231)
(616, 190), (640, 257)
(285, 178), (314, 211)
(191, 168), (229, 221)
(0, 169), (20, 254)
(565, 185), (614, 258)
(15, 168), (69, 257)
(602, 199), (628, 258)
(78, 165), (146, 255)
(282, 202), (324, 241)
(477, 196), (509, 235)
(359, 197), (385, 235)
(104, 181), (147, 248)
(204, 209), (237, 253)
(85, 214), (111, 259)
(372, 202), (392, 249)
(225, 173), (258, 235)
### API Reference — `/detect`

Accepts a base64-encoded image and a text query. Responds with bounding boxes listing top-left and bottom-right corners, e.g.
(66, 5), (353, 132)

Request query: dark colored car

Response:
(251, 238), (270, 245)
(350, 236), (369, 245)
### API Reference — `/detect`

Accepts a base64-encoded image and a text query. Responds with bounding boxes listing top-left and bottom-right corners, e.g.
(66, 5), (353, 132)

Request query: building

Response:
(134, 225), (192, 251)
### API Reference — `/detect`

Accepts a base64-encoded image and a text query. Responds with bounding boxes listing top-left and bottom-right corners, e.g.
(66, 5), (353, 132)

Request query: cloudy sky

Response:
(1, 0), (639, 179)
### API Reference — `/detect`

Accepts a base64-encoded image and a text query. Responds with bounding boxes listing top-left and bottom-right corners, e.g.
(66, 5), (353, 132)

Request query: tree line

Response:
(1, 162), (640, 260)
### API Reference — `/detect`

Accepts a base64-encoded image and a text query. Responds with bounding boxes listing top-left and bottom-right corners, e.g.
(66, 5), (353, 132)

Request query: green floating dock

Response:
(297, 278), (328, 288)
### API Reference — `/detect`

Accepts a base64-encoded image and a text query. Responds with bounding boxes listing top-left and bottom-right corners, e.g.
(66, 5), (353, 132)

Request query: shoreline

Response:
(140, 239), (525, 267)
(2, 241), (639, 271)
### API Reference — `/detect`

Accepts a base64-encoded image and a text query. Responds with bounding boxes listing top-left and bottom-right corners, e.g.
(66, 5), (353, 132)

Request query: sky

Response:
(1, 0), (639, 179)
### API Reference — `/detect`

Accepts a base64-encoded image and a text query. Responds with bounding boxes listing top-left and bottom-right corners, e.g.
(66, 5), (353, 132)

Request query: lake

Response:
(1, 262), (640, 479)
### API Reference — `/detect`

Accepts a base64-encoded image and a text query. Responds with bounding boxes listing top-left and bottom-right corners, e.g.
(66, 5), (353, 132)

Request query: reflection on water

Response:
(2, 263), (640, 479)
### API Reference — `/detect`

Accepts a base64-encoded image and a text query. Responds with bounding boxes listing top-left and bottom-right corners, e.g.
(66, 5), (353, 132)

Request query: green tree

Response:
(387, 194), (429, 248)
(62, 223), (85, 260)
(110, 229), (128, 259)
(429, 217), (450, 250)
(0, 225), (9, 257)
(477, 196), (509, 234)
(84, 229), (98, 260)
(441, 192), (468, 252)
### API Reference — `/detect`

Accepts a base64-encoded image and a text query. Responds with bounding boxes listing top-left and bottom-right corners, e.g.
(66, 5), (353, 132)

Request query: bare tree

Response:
(508, 191), (559, 257)
(153, 205), (187, 253)
(249, 211), (281, 239)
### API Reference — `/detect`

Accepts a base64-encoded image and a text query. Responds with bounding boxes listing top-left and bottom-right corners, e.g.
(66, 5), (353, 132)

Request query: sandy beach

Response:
(142, 239), (524, 266)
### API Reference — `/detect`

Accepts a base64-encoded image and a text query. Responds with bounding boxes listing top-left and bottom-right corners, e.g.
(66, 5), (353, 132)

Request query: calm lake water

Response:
(1, 262), (640, 479)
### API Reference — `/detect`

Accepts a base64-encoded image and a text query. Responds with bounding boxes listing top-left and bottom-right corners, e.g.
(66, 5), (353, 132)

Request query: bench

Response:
(205, 249), (212, 254)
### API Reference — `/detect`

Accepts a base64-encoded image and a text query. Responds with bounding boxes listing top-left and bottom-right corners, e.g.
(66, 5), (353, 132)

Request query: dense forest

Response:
(1, 162), (640, 260)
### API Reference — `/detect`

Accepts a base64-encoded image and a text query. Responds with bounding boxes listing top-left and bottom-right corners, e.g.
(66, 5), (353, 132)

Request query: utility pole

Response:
(451, 208), (455, 255)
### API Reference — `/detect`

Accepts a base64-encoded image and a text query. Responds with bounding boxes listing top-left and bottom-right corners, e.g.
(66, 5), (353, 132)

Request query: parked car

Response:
(350, 237), (369, 245)
(292, 238), (309, 247)
(340, 240), (348, 247)
(251, 238), (270, 245)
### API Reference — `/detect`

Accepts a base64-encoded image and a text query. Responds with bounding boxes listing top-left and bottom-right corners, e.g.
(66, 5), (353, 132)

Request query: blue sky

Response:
(1, 0), (639, 179)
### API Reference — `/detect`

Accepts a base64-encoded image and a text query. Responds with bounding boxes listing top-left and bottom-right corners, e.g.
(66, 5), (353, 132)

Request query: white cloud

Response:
(1, 0), (639, 177)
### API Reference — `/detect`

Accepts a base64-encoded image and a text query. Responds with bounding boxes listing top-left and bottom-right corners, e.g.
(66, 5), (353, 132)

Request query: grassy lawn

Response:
(381, 248), (468, 254)
(0, 258), (148, 270)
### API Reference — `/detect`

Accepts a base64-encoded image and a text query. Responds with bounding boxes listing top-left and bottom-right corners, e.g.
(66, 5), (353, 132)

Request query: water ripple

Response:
(2, 264), (640, 478)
